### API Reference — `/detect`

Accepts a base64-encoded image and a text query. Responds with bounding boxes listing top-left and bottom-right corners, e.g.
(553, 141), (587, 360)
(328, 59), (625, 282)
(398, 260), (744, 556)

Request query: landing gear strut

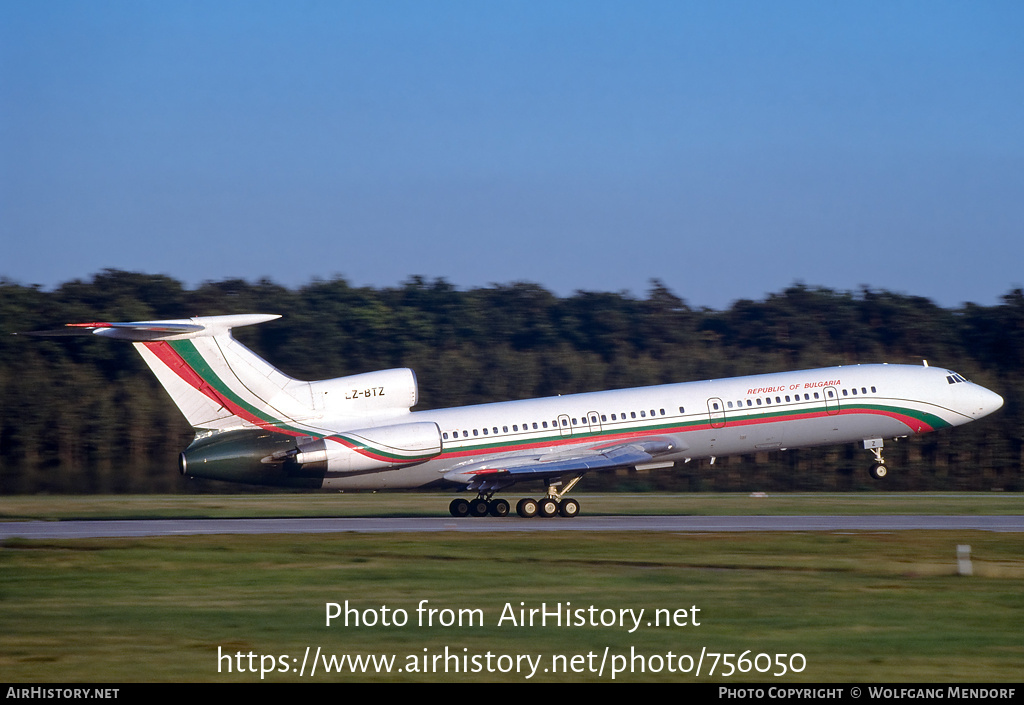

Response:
(515, 475), (584, 518)
(865, 439), (889, 480)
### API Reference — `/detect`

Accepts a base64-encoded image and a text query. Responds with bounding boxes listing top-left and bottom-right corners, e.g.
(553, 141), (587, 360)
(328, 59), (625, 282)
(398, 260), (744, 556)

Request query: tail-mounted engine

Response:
(292, 422), (442, 473)
(307, 368), (420, 420)
(179, 422), (442, 487)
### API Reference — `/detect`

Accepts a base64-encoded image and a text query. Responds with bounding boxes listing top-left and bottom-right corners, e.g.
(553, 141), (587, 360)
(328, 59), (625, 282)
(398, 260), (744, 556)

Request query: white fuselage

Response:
(315, 363), (1003, 490)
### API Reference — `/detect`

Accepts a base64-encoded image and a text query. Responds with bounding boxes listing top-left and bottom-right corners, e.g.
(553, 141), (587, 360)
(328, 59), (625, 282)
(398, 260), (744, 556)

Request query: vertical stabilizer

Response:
(85, 315), (313, 431)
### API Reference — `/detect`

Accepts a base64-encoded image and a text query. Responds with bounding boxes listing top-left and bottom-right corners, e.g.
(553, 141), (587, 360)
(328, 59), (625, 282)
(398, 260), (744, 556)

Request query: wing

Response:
(442, 435), (686, 493)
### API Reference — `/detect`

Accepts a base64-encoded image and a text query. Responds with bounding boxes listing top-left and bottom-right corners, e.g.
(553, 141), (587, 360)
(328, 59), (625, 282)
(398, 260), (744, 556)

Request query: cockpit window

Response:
(947, 372), (968, 384)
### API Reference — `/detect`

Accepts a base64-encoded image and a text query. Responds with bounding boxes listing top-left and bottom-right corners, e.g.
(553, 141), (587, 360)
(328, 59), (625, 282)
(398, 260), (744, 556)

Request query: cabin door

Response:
(825, 386), (840, 415)
(707, 398), (726, 428)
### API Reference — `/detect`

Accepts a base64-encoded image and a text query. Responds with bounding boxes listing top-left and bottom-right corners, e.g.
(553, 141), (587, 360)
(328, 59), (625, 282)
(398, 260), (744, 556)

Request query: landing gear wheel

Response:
(488, 499), (510, 517)
(449, 498), (470, 518)
(558, 498), (580, 518)
(538, 497), (559, 518)
(516, 498), (538, 518)
(469, 498), (490, 517)
(869, 463), (888, 479)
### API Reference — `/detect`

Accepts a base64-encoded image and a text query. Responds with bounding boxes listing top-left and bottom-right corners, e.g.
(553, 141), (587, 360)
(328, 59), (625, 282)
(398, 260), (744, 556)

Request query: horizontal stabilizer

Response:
(20, 314), (279, 341)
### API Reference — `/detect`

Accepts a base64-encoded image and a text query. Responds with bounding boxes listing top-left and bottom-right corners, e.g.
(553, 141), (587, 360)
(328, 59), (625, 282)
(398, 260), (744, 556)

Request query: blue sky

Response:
(2, 1), (1022, 309)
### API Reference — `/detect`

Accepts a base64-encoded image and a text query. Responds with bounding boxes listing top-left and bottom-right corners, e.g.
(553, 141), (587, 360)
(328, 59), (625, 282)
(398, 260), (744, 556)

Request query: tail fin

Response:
(29, 314), (421, 434)
(70, 314), (314, 431)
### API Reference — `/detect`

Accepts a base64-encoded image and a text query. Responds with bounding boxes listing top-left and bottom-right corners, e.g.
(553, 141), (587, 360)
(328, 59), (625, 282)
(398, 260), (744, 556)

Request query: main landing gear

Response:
(513, 496), (580, 518)
(449, 477), (584, 519)
(448, 497), (509, 518)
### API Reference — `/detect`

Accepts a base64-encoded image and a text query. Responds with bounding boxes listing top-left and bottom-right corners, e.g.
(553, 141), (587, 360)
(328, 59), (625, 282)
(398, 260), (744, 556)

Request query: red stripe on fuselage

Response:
(323, 435), (426, 464)
(722, 407), (935, 433)
(431, 405), (932, 462)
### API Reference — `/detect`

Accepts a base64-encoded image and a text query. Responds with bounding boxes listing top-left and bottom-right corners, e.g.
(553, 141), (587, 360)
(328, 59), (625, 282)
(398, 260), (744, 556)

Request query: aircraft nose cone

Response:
(985, 388), (1004, 414)
(971, 385), (1004, 418)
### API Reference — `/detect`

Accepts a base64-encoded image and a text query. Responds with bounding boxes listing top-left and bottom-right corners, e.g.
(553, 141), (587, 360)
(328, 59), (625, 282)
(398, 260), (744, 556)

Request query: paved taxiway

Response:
(2, 515), (1022, 539)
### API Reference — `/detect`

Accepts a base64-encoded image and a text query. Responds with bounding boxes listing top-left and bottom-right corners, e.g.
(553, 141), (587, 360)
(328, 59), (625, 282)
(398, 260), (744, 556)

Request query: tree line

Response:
(0, 270), (1020, 494)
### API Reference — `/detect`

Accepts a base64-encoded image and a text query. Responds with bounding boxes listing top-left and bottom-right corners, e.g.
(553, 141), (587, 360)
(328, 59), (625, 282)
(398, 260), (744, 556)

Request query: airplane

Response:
(31, 313), (1004, 518)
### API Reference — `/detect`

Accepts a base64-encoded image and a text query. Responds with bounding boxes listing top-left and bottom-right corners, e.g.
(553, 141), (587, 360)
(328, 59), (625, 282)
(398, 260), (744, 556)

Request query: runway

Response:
(2, 514), (1022, 539)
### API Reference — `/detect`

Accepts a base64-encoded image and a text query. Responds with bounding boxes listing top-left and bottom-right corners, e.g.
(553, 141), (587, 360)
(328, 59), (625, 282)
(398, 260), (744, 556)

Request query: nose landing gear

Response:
(864, 439), (889, 479)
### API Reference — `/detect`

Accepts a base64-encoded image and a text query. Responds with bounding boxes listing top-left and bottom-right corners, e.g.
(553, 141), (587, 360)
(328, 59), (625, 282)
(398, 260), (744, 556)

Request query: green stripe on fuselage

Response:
(167, 339), (309, 435)
(439, 401), (950, 456)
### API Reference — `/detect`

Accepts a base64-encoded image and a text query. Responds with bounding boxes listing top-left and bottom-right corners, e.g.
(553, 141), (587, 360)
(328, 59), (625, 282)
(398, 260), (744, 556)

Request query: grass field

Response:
(1, 493), (1021, 683)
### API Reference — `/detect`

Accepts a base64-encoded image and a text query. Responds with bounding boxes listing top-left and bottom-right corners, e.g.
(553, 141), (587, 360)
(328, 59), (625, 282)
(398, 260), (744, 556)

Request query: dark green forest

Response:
(1, 270), (1021, 494)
